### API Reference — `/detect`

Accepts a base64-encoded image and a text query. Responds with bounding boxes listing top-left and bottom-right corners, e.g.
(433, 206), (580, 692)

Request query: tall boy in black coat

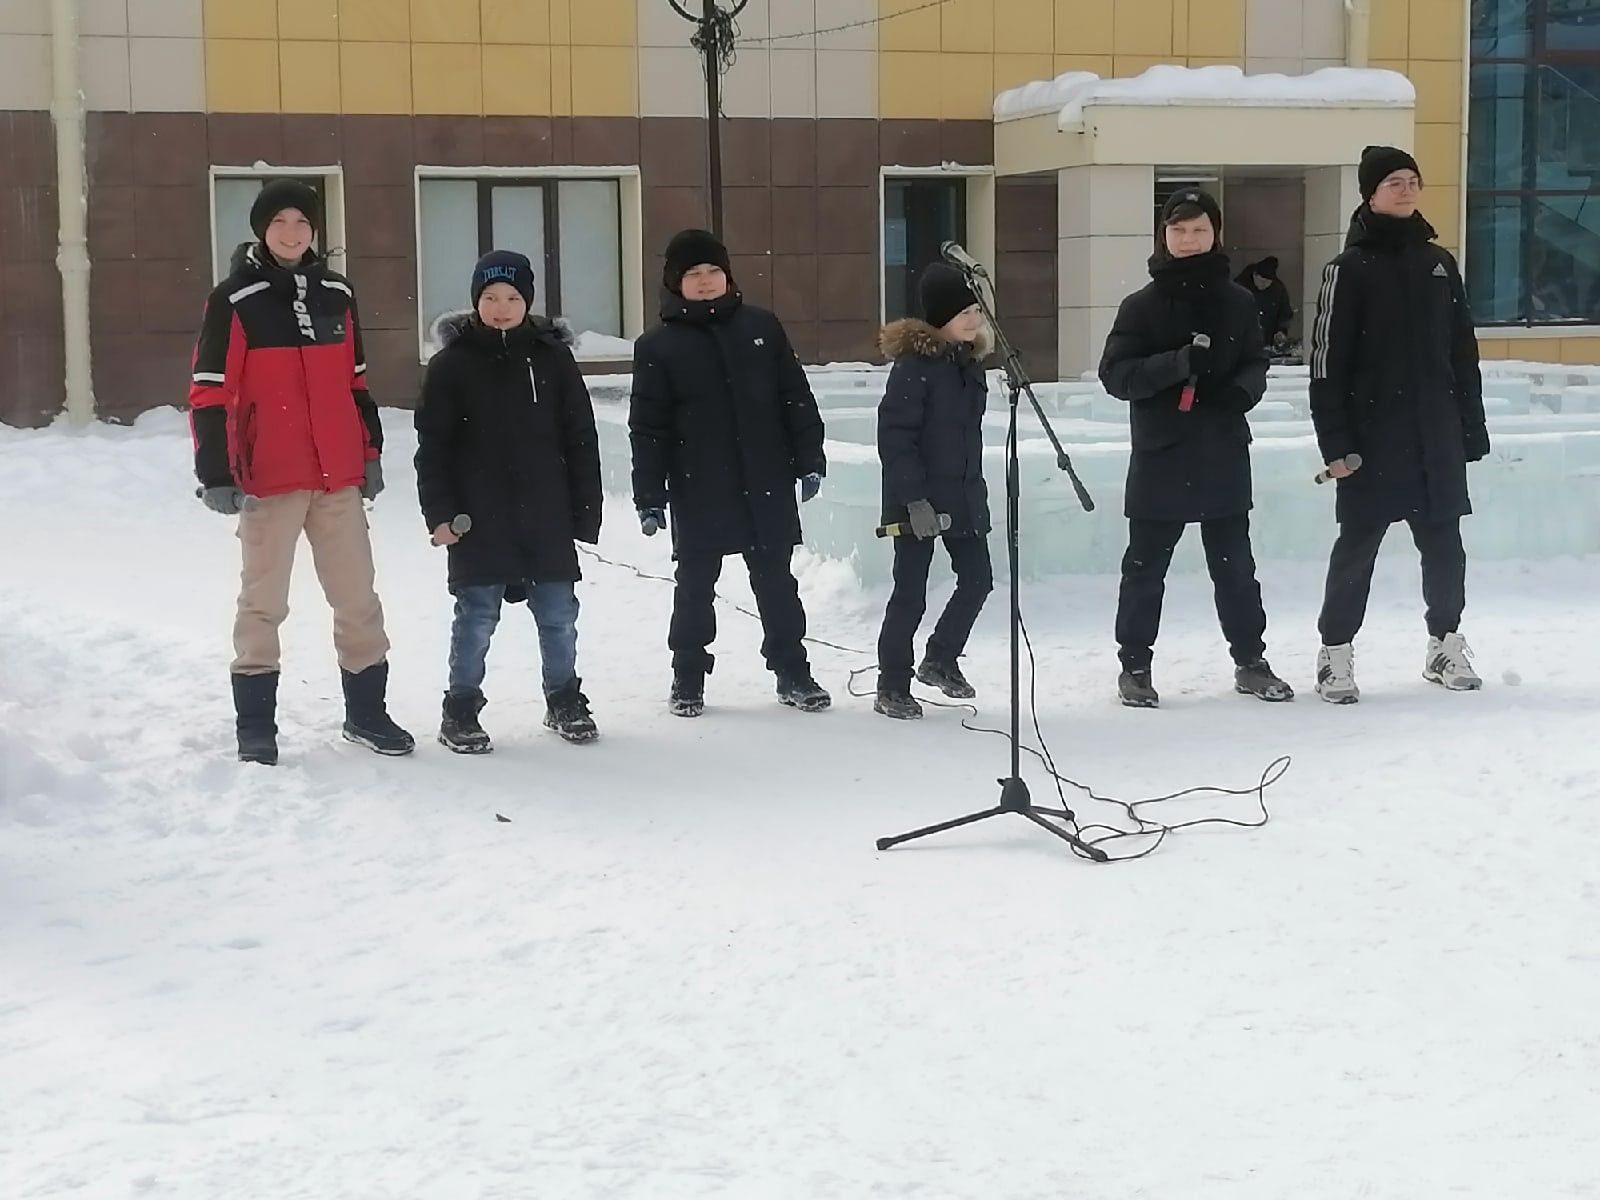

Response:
(1309, 146), (1488, 703)
(1099, 189), (1292, 708)
(628, 229), (831, 718)
(872, 263), (995, 721)
(415, 251), (603, 752)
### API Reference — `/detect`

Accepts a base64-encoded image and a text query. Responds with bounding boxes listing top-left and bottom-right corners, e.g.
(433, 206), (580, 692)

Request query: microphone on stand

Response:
(940, 241), (989, 278)
(1178, 333), (1211, 413)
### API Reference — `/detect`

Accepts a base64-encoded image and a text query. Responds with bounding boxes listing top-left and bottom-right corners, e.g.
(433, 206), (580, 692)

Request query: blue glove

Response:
(800, 473), (822, 503)
(638, 506), (666, 536)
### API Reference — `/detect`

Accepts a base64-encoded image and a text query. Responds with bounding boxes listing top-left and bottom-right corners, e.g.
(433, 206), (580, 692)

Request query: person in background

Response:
(189, 179), (413, 765)
(414, 251), (603, 753)
(1236, 255), (1295, 351)
(1100, 188), (1292, 709)
(872, 263), (995, 721)
(1309, 146), (1489, 703)
(628, 229), (831, 718)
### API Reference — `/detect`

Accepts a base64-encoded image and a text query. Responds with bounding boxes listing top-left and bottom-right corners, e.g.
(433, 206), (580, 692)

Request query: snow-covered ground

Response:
(4, 412), (1599, 1199)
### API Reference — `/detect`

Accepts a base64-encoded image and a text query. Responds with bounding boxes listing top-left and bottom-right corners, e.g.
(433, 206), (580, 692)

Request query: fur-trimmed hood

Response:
(432, 309), (576, 351)
(878, 318), (993, 362)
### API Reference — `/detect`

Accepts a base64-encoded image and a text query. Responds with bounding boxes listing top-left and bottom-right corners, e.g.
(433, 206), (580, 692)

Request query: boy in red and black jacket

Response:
(189, 179), (413, 764)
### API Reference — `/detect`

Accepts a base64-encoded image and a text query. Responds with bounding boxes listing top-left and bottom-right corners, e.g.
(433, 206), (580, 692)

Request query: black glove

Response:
(360, 458), (384, 501)
(800, 472), (822, 503)
(1184, 340), (1213, 378)
(1465, 426), (1490, 463)
(906, 499), (942, 540)
(638, 506), (666, 536)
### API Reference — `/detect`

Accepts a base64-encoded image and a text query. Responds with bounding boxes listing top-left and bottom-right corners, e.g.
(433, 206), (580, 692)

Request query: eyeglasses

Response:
(1379, 176), (1423, 193)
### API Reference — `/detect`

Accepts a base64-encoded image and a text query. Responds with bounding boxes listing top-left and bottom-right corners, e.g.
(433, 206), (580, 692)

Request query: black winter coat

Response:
(1309, 208), (1487, 526)
(629, 291), (826, 556)
(1099, 251), (1270, 522)
(1236, 266), (1295, 342)
(414, 313), (602, 591)
(876, 319), (992, 537)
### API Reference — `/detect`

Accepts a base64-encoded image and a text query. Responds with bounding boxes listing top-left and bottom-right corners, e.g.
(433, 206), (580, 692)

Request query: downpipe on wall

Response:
(51, 0), (95, 427)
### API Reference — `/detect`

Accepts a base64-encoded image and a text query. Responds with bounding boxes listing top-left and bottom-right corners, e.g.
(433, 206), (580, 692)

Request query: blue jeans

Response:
(447, 583), (580, 697)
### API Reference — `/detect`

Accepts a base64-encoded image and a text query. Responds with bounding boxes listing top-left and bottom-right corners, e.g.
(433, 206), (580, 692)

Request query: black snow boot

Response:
(340, 662), (416, 756)
(915, 656), (976, 700)
(776, 667), (831, 713)
(544, 679), (599, 743)
(873, 687), (923, 720)
(1235, 658), (1295, 702)
(669, 673), (705, 718)
(232, 671), (279, 765)
(1118, 669), (1160, 709)
(439, 689), (492, 754)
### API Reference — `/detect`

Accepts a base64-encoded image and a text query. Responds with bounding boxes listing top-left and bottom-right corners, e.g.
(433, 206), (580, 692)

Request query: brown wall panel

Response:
(344, 185), (416, 259)
(817, 186), (877, 255)
(572, 117), (639, 167)
(722, 186), (773, 256)
(770, 119), (817, 188)
(1, 333), (65, 427)
(209, 114), (286, 167)
(131, 113), (208, 187)
(483, 116), (554, 167)
(722, 119), (771, 188)
(995, 173), (1059, 381)
(0, 187), (58, 262)
(279, 115), (343, 163)
(771, 187), (819, 256)
(818, 120), (877, 186)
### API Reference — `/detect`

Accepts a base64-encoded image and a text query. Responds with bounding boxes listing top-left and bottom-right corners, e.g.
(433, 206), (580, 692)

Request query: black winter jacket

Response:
(414, 313), (602, 591)
(1309, 208), (1487, 526)
(629, 291), (826, 556)
(876, 319), (992, 537)
(1236, 265), (1295, 342)
(1099, 250), (1270, 522)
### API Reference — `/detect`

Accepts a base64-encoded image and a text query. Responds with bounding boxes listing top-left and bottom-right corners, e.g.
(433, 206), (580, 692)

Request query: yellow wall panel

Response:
(483, 44), (551, 114)
(413, 42), (483, 113)
(411, 0), (478, 43)
(570, 45), (636, 116)
(1054, 52), (1113, 77)
(1369, 0), (1409, 59)
(1114, 0), (1172, 56)
(482, 0), (549, 43)
(1414, 121), (1461, 188)
(277, 0), (337, 40)
(569, 0), (634, 47)
(994, 52), (1056, 95)
(1426, 184), (1459, 246)
(339, 0), (409, 42)
(1113, 54), (1169, 76)
(1408, 0), (1461, 60)
(1475, 339), (1507, 359)
(1560, 338), (1600, 364)
(204, 0), (277, 39)
(1185, 55), (1241, 66)
(880, 49), (942, 117)
(880, 0), (942, 52)
(943, 0), (995, 51)
(1056, 0), (1115, 56)
(1172, 0), (1188, 57)
(1408, 57), (1462, 124)
(340, 40), (411, 112)
(939, 50), (995, 117)
(551, 43), (571, 114)
(1186, 0), (1245, 60)
(550, 0), (571, 45)
(280, 38), (341, 111)
(995, 0), (1055, 55)
(207, 39), (281, 111)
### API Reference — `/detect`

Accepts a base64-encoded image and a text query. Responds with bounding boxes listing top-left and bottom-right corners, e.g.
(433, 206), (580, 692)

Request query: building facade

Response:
(0, 0), (1596, 426)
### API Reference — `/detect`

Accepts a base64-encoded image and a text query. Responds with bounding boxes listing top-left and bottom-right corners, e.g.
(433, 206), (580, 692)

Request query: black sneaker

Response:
(915, 656), (976, 700)
(1118, 669), (1159, 709)
(340, 662), (416, 756)
(776, 668), (831, 713)
(1235, 658), (1295, 702)
(544, 679), (599, 743)
(873, 687), (923, 720)
(439, 689), (492, 754)
(669, 675), (704, 718)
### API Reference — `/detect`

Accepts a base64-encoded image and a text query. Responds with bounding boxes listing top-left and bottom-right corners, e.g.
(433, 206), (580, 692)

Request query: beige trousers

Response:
(232, 488), (391, 675)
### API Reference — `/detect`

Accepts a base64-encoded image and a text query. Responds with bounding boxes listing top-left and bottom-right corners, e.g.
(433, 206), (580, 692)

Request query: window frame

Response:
(207, 166), (345, 284)
(877, 166), (997, 328)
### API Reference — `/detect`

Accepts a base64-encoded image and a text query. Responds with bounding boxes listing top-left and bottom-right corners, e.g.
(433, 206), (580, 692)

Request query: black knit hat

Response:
(1253, 255), (1280, 280)
(249, 179), (320, 239)
(1160, 187), (1223, 238)
(919, 263), (979, 329)
(663, 228), (732, 292)
(471, 249), (536, 306)
(1359, 145), (1422, 200)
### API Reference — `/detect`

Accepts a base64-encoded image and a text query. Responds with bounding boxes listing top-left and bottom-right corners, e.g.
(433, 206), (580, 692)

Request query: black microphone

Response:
(875, 513), (953, 539)
(940, 241), (988, 278)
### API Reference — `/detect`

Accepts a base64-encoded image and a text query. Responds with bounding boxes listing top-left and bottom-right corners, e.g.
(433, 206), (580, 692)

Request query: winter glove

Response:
(800, 472), (822, 503)
(1183, 340), (1213, 378)
(198, 485), (250, 516)
(906, 499), (942, 541)
(638, 506), (666, 537)
(1464, 426), (1490, 463)
(360, 458), (385, 501)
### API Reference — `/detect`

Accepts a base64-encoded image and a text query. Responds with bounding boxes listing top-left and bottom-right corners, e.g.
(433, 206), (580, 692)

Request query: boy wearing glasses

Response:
(1308, 146), (1489, 703)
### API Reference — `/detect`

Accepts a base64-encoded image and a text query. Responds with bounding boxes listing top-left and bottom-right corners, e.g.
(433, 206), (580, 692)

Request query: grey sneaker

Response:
(1118, 669), (1159, 709)
(1315, 644), (1359, 704)
(1424, 633), (1482, 691)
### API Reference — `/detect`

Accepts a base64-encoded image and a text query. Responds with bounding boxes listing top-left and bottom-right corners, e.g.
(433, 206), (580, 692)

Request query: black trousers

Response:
(1318, 516), (1465, 646)
(670, 546), (808, 677)
(877, 533), (994, 690)
(1115, 514), (1268, 672)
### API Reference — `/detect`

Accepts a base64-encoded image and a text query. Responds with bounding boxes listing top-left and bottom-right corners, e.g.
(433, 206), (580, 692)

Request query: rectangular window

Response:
(211, 174), (329, 282)
(417, 176), (624, 353)
(883, 178), (968, 323)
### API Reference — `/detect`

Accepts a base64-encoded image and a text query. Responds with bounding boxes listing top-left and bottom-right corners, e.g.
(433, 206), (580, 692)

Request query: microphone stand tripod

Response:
(876, 257), (1107, 860)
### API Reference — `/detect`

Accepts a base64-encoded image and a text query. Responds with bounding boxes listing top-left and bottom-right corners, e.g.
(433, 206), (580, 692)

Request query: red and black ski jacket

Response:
(189, 245), (382, 496)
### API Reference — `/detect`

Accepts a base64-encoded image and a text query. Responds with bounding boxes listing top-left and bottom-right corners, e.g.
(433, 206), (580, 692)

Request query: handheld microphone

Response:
(875, 513), (953, 539)
(939, 241), (988, 278)
(431, 513), (472, 545)
(1178, 333), (1211, 413)
(1314, 453), (1363, 485)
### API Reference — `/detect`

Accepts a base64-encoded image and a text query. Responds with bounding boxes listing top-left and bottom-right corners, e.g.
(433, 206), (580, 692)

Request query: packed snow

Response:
(3, 400), (1599, 1199)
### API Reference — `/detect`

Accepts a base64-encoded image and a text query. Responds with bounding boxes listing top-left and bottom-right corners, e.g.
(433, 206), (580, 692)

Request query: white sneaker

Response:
(1424, 632), (1483, 691)
(1316, 644), (1359, 704)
